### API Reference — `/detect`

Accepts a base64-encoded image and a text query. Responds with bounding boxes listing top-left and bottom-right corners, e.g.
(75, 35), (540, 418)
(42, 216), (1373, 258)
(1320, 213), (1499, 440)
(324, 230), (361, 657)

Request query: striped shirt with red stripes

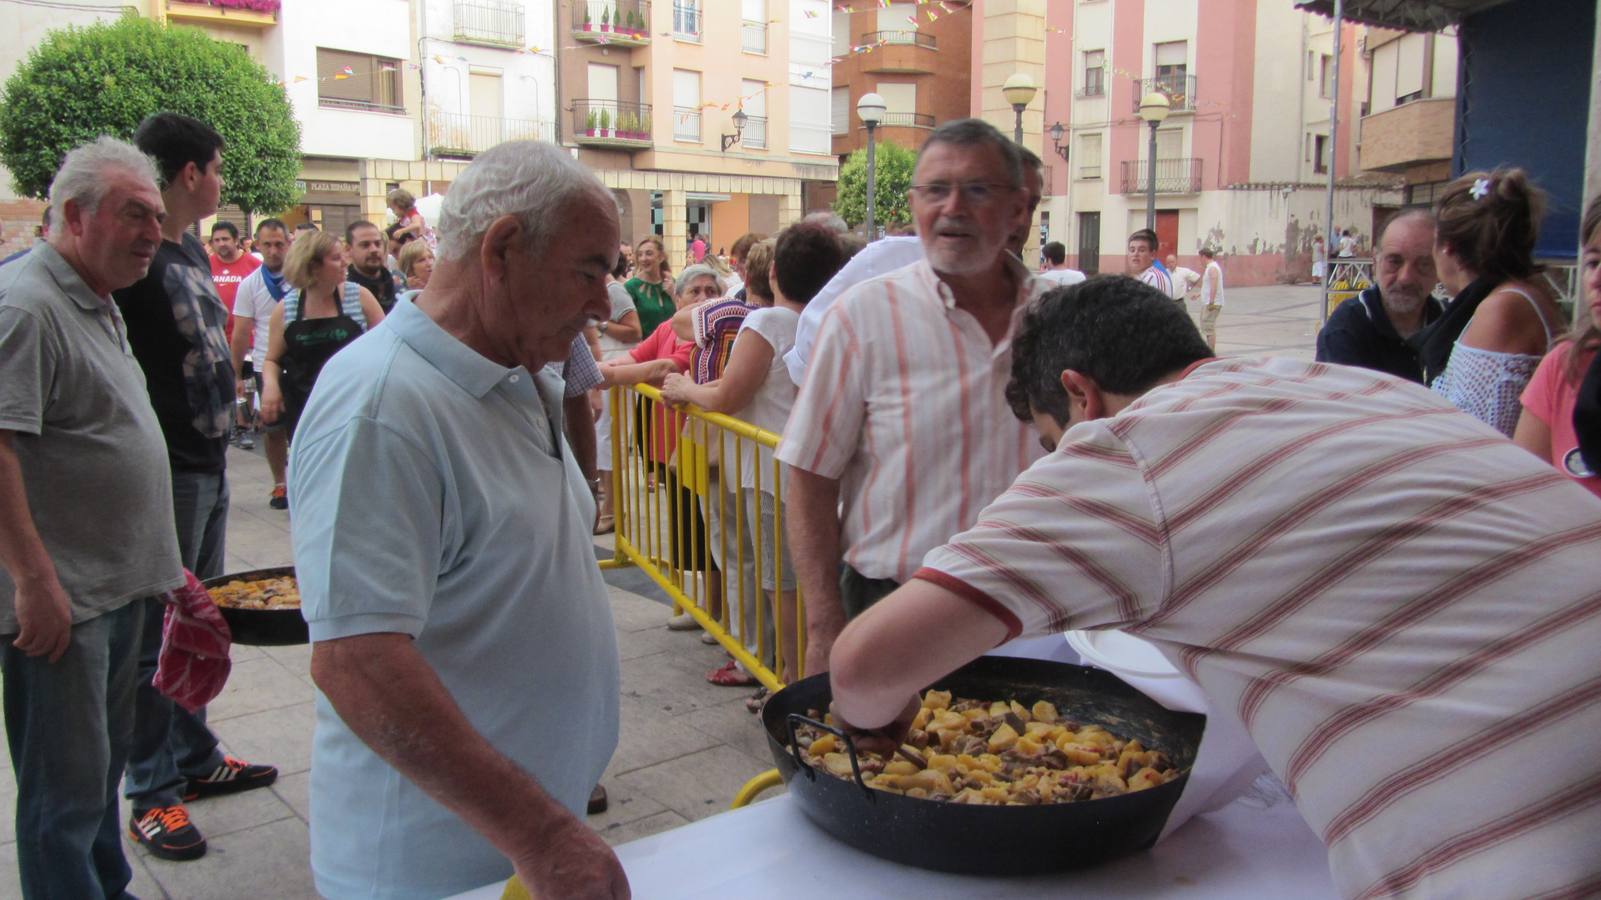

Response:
(775, 258), (1048, 583)
(917, 357), (1601, 898)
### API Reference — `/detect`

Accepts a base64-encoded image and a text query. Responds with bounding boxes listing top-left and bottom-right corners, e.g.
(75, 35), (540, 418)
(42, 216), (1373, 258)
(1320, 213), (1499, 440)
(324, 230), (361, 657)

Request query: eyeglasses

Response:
(908, 182), (1015, 206)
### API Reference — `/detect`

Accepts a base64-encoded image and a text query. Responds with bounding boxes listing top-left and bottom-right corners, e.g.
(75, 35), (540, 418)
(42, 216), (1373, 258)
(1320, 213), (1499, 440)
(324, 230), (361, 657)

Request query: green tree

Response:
(0, 15), (301, 214)
(832, 140), (916, 231)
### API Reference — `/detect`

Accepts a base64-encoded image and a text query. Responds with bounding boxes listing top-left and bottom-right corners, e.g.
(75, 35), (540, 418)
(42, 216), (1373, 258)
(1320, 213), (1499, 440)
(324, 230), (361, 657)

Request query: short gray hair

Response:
(434, 140), (615, 263)
(676, 264), (726, 296)
(801, 211), (848, 234)
(916, 118), (1023, 190)
(48, 136), (160, 234)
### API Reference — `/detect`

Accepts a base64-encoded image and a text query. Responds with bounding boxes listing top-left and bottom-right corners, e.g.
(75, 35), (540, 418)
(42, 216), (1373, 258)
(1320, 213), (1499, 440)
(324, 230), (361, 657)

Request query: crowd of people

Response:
(0, 105), (1598, 900)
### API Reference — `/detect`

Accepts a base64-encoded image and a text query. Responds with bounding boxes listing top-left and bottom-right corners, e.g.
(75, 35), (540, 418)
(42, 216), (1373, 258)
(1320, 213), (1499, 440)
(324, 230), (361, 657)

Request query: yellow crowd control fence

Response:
(602, 383), (808, 696)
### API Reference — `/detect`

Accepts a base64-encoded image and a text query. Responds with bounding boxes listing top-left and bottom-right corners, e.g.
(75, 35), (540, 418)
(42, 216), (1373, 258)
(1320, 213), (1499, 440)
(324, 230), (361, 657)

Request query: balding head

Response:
(435, 140), (616, 264)
(424, 140), (618, 374)
(1374, 209), (1438, 330)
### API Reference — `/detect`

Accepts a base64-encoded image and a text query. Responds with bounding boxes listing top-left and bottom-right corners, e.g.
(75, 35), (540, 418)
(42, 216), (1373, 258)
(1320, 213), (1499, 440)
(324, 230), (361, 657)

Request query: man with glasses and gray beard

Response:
(1316, 210), (1444, 383)
(777, 119), (1049, 678)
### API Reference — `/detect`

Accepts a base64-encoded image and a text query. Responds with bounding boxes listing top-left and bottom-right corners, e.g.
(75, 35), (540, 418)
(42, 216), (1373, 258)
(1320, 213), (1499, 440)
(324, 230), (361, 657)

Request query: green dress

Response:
(625, 276), (675, 336)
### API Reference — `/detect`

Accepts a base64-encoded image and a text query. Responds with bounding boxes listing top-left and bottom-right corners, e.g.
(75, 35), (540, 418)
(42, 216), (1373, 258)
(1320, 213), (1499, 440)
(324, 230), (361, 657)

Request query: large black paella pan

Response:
(761, 655), (1205, 876)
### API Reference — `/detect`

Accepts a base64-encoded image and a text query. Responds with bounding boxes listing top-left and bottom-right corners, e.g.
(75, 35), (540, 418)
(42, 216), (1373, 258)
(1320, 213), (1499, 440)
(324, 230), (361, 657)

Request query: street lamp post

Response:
(1137, 91), (1171, 232)
(1001, 72), (1037, 145)
(856, 92), (886, 240)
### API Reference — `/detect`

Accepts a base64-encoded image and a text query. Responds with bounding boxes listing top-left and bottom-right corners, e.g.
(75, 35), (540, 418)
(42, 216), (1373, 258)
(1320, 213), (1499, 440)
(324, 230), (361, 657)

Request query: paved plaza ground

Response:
(0, 284), (1324, 899)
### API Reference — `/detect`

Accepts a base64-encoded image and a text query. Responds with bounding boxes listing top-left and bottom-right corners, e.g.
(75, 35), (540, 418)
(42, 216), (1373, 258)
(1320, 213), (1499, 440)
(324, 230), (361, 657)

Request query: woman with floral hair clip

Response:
(1411, 167), (1564, 436)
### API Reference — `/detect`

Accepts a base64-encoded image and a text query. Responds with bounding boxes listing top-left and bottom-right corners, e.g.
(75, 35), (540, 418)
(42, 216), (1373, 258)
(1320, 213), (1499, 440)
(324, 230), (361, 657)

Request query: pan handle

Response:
(785, 714), (876, 798)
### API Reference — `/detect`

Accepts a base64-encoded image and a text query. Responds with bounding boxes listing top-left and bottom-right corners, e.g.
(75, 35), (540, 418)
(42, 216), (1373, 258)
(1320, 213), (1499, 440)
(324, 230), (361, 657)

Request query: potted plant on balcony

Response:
(585, 109), (598, 137)
(615, 110), (632, 140)
(598, 107), (612, 138)
(627, 9), (644, 38)
(640, 112), (652, 138)
(582, 7), (592, 31)
(600, 7), (612, 32)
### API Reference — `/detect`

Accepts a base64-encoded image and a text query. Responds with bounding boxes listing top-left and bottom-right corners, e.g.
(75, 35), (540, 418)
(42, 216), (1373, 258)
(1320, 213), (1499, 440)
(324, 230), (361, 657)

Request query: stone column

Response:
(980, 0), (1047, 259)
(778, 182), (803, 229)
(662, 186), (689, 273)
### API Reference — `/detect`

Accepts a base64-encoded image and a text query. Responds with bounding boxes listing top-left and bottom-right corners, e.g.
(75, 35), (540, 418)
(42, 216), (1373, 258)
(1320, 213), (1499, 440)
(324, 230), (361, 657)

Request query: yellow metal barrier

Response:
(730, 769), (785, 809)
(604, 384), (807, 694)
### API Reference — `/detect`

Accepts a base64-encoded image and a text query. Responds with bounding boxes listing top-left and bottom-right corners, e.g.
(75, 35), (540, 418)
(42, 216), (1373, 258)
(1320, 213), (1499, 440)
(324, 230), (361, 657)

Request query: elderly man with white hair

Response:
(290, 141), (627, 900)
(0, 137), (182, 899)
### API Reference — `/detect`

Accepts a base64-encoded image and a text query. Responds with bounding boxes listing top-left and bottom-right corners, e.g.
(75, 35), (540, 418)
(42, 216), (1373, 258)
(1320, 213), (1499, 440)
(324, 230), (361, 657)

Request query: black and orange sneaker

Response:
(183, 755), (278, 801)
(268, 484), (288, 510)
(129, 805), (207, 861)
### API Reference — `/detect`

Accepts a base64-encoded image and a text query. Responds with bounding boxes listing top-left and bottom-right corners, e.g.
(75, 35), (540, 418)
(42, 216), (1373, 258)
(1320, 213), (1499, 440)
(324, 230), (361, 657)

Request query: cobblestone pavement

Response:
(0, 284), (1323, 899)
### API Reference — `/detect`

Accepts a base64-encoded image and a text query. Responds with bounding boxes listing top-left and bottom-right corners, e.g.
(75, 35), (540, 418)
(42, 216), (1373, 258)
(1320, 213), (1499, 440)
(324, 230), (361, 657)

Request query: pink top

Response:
(1519, 341), (1601, 498)
(629, 322), (693, 463)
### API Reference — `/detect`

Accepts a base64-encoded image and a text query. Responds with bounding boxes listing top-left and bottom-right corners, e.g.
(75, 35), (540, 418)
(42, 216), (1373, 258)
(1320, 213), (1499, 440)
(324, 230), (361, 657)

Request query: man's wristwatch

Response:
(598, 320), (609, 335)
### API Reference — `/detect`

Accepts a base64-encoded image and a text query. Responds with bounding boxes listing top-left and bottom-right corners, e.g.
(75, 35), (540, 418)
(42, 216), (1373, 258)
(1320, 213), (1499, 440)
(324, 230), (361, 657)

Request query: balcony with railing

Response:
(573, 99), (654, 148)
(741, 19), (767, 53)
(858, 29), (937, 74)
(453, 0), (524, 47)
(1129, 74), (1197, 114)
(166, 0), (278, 27)
(862, 29), (935, 49)
(867, 111), (935, 129)
(427, 110), (555, 158)
(1119, 158), (1203, 194)
(740, 115), (767, 150)
(672, 1), (703, 42)
(572, 0), (651, 47)
(672, 106), (701, 142)
(1359, 97), (1453, 173)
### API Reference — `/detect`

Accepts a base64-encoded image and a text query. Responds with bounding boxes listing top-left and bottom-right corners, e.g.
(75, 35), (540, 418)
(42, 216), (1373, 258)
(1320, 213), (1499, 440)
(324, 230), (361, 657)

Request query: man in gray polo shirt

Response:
(0, 137), (184, 900)
(292, 140), (626, 899)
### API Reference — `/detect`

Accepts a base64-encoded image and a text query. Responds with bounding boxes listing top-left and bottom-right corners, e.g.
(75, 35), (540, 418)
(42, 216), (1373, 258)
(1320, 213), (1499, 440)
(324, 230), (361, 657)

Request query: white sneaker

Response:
(666, 612), (698, 631)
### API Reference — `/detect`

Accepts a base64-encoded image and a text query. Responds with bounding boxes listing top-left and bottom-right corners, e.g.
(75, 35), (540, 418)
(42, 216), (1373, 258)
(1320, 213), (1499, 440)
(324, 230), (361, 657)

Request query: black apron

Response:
(280, 290), (363, 427)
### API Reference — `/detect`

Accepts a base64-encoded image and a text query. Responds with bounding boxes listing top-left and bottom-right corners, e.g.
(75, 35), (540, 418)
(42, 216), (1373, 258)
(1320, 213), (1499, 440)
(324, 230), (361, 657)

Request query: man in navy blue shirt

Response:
(1316, 210), (1442, 383)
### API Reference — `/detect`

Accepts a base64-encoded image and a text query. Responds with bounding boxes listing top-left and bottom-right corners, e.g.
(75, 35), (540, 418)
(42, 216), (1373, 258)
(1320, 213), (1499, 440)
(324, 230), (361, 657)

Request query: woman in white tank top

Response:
(1426, 168), (1564, 437)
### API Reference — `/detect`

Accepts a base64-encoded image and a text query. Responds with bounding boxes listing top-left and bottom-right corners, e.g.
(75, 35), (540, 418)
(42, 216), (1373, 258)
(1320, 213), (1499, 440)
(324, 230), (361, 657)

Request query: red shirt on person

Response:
(210, 251), (261, 340)
(628, 321), (693, 464)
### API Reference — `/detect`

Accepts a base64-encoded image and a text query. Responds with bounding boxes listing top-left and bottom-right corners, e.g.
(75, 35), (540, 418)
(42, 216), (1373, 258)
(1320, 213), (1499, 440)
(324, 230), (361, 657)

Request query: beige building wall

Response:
(974, 0), (1046, 257)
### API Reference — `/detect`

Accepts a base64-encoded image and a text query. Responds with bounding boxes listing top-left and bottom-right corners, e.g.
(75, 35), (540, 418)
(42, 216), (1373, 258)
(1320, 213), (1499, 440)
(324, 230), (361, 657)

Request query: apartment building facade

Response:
(557, 0), (835, 269)
(976, 0), (1405, 286)
(1356, 27), (1457, 204)
(816, 1), (973, 212)
(0, 0), (834, 265)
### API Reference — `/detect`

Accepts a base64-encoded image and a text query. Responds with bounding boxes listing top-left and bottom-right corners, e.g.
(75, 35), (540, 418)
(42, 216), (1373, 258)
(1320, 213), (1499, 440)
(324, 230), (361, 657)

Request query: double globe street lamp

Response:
(856, 91), (886, 240)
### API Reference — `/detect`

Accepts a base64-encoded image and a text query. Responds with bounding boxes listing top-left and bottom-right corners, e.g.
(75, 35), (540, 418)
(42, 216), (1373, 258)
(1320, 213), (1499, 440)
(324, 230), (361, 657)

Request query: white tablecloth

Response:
(451, 779), (1337, 900)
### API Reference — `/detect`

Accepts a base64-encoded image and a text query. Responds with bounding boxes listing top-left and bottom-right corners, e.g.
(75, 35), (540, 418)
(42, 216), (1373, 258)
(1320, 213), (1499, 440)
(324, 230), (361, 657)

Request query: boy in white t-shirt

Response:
(661, 223), (848, 687)
(1037, 241), (1086, 287)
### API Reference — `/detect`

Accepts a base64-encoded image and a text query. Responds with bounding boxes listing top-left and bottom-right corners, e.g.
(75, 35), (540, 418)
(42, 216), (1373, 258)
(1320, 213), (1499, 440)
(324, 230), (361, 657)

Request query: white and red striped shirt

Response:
(918, 357), (1601, 899)
(776, 259), (1048, 583)
(1138, 264), (1174, 296)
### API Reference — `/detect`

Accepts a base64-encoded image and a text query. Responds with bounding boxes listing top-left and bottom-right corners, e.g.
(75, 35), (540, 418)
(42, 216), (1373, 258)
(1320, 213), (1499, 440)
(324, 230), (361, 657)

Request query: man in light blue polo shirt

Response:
(290, 141), (627, 900)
